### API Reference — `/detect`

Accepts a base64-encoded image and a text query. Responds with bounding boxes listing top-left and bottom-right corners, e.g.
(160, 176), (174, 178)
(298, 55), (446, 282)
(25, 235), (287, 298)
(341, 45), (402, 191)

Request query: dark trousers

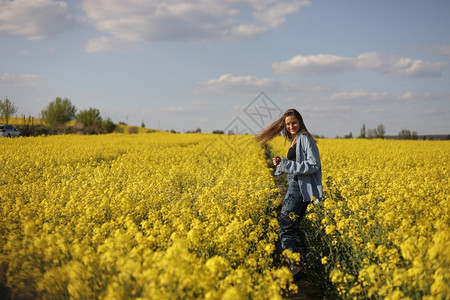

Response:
(279, 176), (309, 263)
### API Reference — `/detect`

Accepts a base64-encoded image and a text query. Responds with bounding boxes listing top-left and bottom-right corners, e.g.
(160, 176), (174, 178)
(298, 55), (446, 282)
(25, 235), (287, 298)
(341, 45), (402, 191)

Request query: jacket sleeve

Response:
(274, 135), (320, 176)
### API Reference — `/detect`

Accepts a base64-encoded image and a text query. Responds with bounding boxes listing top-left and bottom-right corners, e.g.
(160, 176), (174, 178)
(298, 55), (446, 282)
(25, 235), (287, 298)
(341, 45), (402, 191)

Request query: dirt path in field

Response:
(265, 146), (328, 300)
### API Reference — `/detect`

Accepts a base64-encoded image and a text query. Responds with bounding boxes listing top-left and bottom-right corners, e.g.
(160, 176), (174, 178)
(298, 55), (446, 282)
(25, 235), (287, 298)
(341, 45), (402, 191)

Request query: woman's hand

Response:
(272, 156), (281, 167)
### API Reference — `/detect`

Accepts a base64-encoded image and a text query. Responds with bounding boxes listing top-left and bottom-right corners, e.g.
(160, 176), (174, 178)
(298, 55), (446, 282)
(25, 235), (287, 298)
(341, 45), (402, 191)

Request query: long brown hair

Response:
(254, 108), (315, 146)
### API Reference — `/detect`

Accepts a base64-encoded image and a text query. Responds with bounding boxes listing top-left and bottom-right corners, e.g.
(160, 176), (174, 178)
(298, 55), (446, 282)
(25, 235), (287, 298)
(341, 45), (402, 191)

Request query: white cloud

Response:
(193, 73), (331, 95)
(189, 101), (205, 105)
(301, 106), (337, 115)
(81, 0), (310, 51)
(162, 101), (205, 113)
(254, 1), (306, 27)
(0, 72), (45, 86)
(0, 0), (77, 40)
(162, 106), (190, 112)
(273, 51), (447, 77)
(85, 36), (136, 53)
(356, 52), (446, 77)
(328, 91), (390, 103)
(424, 109), (446, 116)
(398, 91), (440, 102)
(195, 74), (280, 94)
(324, 90), (444, 106)
(361, 108), (389, 114)
(272, 54), (354, 76)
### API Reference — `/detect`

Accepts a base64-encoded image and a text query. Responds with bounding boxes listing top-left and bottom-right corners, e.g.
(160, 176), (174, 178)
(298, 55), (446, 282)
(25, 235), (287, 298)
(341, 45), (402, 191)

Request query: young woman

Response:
(255, 108), (322, 275)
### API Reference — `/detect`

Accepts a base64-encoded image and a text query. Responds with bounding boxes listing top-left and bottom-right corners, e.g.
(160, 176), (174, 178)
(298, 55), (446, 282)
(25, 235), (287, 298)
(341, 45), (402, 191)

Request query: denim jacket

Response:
(274, 133), (323, 203)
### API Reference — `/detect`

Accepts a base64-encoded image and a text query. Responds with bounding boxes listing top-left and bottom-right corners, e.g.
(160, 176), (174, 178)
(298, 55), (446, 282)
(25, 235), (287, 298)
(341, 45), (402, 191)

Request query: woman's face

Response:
(285, 115), (300, 136)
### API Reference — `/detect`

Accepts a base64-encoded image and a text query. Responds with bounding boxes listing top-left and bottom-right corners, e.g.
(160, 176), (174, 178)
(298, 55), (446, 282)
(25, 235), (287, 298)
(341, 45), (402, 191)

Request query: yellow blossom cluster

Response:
(269, 137), (450, 299)
(0, 133), (296, 299)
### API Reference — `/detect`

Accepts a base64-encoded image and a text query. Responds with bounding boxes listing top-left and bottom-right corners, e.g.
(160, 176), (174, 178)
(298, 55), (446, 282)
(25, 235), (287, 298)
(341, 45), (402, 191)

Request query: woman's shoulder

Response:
(297, 133), (317, 149)
(297, 132), (312, 141)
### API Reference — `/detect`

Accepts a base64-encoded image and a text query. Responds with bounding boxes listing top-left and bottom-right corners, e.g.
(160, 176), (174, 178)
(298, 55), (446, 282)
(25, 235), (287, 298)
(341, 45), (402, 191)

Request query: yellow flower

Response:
(325, 225), (336, 235)
(288, 212), (298, 221)
(330, 268), (344, 283)
(306, 212), (317, 222)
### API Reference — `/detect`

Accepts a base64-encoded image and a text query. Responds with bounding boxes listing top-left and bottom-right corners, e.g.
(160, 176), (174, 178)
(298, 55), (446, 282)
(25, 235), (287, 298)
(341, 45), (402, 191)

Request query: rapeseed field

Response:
(1, 133), (448, 299)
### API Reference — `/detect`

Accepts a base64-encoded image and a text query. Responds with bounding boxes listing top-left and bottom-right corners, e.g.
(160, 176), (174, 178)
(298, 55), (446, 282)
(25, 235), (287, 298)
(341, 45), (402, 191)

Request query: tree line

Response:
(0, 97), (118, 136)
(1, 97), (440, 139)
(359, 123), (422, 140)
(340, 123), (428, 140)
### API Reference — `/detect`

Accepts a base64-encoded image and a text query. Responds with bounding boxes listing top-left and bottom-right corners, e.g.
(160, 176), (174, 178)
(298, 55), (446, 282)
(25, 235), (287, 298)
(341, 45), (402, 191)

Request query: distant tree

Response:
(376, 124), (386, 139)
(101, 117), (116, 133)
(212, 130), (224, 134)
(41, 97), (76, 127)
(21, 114), (34, 127)
(0, 97), (18, 125)
(359, 124), (366, 138)
(76, 108), (102, 127)
(398, 129), (419, 140)
(398, 129), (412, 140)
(367, 128), (377, 139)
(186, 128), (202, 133)
(344, 132), (353, 139)
(141, 122), (145, 128)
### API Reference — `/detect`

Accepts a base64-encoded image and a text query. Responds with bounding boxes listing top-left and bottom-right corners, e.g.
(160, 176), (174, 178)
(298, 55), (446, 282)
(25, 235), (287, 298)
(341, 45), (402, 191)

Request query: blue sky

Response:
(1, 0), (449, 137)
